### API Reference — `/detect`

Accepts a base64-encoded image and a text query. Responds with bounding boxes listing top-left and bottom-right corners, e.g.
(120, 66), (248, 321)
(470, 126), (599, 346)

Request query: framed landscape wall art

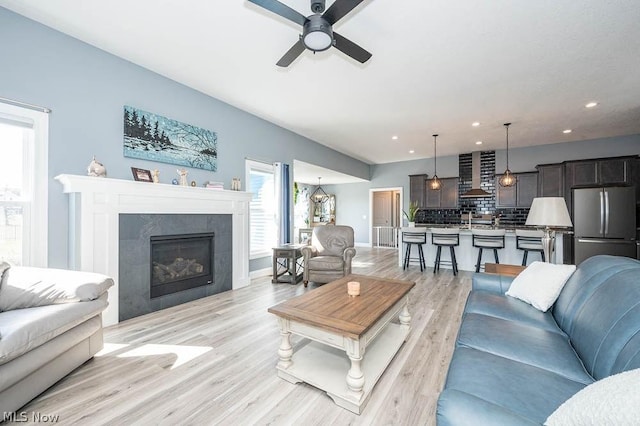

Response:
(123, 106), (218, 171)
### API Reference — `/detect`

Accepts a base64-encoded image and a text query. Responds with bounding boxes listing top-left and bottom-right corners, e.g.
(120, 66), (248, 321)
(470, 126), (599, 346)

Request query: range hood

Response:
(460, 151), (491, 198)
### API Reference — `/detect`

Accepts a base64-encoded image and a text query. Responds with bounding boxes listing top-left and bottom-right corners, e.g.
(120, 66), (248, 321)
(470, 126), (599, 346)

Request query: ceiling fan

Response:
(248, 0), (372, 67)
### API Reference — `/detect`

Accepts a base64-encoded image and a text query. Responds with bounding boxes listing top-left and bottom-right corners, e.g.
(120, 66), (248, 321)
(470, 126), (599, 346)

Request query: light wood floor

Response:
(15, 248), (471, 426)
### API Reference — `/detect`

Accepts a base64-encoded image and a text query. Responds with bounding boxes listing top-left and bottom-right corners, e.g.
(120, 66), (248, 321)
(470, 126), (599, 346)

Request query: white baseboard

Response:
(250, 267), (272, 279)
(355, 242), (371, 247)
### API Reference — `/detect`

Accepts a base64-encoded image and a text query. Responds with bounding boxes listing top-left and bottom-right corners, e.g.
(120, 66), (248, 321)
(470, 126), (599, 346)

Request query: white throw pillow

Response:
(505, 261), (576, 312)
(545, 369), (640, 426)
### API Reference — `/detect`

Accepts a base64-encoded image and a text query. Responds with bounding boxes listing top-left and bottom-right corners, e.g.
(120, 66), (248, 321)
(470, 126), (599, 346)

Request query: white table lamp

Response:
(525, 197), (573, 263)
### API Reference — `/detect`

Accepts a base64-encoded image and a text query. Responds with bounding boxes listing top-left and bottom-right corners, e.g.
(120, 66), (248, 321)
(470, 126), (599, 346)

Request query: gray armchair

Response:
(301, 225), (356, 287)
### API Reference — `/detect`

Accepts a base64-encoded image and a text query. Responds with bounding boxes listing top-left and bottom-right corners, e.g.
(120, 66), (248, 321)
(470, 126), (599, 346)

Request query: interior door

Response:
(373, 191), (393, 226)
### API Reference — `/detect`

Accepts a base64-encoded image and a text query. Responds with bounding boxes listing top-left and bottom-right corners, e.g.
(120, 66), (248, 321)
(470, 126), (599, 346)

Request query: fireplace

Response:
(118, 213), (232, 322)
(150, 232), (214, 298)
(57, 174), (250, 326)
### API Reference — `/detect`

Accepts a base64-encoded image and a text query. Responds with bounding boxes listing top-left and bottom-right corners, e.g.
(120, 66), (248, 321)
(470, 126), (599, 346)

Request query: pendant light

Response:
(429, 134), (442, 190)
(499, 123), (516, 187)
(310, 177), (329, 204)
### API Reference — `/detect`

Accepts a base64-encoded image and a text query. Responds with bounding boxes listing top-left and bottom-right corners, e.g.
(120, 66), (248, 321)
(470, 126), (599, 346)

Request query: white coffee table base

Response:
(275, 296), (411, 414)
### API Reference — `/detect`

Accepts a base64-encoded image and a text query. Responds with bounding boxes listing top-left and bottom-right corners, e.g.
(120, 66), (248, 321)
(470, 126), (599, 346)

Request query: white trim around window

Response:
(0, 102), (48, 267)
(245, 159), (277, 260)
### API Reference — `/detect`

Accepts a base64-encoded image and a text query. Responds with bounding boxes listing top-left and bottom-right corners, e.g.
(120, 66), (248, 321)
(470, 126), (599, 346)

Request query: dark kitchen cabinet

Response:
(536, 163), (564, 197)
(598, 158), (629, 184)
(441, 178), (459, 208)
(425, 183), (440, 208)
(409, 174), (428, 208)
(425, 177), (458, 209)
(566, 161), (598, 187)
(565, 157), (634, 189)
(516, 172), (538, 207)
(631, 158), (640, 202)
(495, 176), (516, 207)
(495, 172), (537, 208)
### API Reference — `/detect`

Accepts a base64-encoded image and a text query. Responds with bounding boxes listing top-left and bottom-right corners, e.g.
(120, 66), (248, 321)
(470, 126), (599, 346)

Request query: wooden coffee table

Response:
(268, 274), (415, 414)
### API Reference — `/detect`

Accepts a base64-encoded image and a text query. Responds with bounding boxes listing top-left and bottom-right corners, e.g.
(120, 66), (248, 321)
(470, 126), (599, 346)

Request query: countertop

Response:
(404, 224), (573, 234)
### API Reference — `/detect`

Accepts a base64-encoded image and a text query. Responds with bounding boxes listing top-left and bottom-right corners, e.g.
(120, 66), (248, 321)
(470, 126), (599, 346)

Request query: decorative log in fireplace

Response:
(150, 232), (214, 298)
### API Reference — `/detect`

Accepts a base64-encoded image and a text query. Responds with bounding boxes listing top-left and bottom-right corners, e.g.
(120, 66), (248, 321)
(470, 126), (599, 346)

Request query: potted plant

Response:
(403, 201), (419, 227)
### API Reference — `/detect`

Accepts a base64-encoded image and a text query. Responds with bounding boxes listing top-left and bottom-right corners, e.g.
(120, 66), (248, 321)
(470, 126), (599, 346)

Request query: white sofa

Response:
(0, 263), (113, 413)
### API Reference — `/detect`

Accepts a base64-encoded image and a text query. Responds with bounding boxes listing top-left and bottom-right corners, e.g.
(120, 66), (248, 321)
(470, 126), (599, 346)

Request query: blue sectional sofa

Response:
(437, 255), (640, 425)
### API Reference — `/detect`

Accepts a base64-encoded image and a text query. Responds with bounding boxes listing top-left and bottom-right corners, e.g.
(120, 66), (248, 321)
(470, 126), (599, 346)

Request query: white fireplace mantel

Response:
(56, 174), (252, 326)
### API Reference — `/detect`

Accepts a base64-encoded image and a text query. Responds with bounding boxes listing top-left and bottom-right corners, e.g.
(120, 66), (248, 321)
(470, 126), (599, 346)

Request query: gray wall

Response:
(330, 135), (640, 244)
(321, 182), (371, 244)
(0, 8), (370, 270)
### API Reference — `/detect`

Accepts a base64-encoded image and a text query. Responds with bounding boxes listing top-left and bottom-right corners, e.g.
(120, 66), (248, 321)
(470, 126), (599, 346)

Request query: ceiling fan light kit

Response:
(249, 0), (371, 67)
(303, 15), (333, 51)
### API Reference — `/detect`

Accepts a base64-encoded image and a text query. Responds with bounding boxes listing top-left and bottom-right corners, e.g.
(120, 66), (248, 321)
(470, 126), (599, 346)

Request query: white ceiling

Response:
(2, 0), (640, 167)
(293, 159), (368, 185)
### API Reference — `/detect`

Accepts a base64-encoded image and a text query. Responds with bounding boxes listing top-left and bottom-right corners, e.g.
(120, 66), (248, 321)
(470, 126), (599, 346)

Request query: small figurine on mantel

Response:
(231, 177), (241, 191)
(151, 169), (160, 184)
(87, 156), (107, 177)
(177, 169), (188, 186)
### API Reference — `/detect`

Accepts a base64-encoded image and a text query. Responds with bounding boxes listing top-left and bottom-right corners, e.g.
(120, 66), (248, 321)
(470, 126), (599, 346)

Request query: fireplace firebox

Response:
(150, 232), (214, 298)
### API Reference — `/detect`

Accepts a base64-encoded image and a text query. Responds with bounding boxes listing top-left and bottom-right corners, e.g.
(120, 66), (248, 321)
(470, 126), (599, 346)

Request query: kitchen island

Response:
(398, 225), (566, 272)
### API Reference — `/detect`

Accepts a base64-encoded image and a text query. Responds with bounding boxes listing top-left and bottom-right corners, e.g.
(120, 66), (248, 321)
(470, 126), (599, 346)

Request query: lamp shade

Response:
(525, 197), (573, 228)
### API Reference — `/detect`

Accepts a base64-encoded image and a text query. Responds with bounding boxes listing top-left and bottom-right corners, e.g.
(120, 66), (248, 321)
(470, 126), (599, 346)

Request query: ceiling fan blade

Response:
(322, 0), (366, 25)
(276, 39), (306, 67)
(248, 0), (307, 26)
(333, 32), (371, 63)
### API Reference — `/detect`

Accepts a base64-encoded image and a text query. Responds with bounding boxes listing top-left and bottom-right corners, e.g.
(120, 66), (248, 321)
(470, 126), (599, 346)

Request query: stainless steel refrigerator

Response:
(573, 186), (637, 264)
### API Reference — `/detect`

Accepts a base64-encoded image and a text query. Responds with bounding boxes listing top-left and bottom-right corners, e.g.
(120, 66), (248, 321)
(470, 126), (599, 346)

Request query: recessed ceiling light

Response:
(475, 141), (483, 145)
(563, 129), (572, 134)
(585, 102), (598, 108)
(409, 150), (415, 154)
(392, 135), (398, 140)
(472, 122), (480, 127)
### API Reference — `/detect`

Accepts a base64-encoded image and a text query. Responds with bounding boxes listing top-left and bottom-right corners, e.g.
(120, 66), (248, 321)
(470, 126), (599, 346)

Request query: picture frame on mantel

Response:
(131, 167), (153, 182)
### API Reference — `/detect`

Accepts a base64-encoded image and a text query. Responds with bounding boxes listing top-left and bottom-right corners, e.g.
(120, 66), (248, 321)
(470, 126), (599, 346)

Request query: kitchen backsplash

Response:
(417, 207), (531, 226)
(417, 209), (460, 224)
(494, 208), (531, 226)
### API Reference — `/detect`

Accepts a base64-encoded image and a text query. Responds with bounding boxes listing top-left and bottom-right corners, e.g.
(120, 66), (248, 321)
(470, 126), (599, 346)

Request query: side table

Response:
(272, 244), (305, 284)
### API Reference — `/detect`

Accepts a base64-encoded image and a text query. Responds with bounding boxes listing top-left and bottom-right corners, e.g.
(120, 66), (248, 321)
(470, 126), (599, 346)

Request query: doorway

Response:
(370, 187), (402, 248)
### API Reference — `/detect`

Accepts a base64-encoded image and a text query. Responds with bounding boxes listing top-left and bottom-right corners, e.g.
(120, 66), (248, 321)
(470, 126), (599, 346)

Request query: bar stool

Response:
(516, 229), (545, 265)
(430, 228), (460, 276)
(472, 229), (506, 272)
(402, 231), (427, 271)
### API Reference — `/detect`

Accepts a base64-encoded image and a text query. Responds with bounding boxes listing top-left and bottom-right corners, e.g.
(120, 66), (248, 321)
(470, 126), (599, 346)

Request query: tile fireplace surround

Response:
(56, 174), (252, 326)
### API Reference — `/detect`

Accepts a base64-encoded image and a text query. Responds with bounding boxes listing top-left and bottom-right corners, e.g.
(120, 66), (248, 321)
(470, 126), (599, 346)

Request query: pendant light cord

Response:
(504, 123), (510, 169)
(433, 134), (438, 175)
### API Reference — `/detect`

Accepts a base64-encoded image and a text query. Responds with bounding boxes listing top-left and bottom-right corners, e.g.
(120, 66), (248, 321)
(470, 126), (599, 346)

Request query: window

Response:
(246, 160), (277, 259)
(0, 102), (48, 266)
